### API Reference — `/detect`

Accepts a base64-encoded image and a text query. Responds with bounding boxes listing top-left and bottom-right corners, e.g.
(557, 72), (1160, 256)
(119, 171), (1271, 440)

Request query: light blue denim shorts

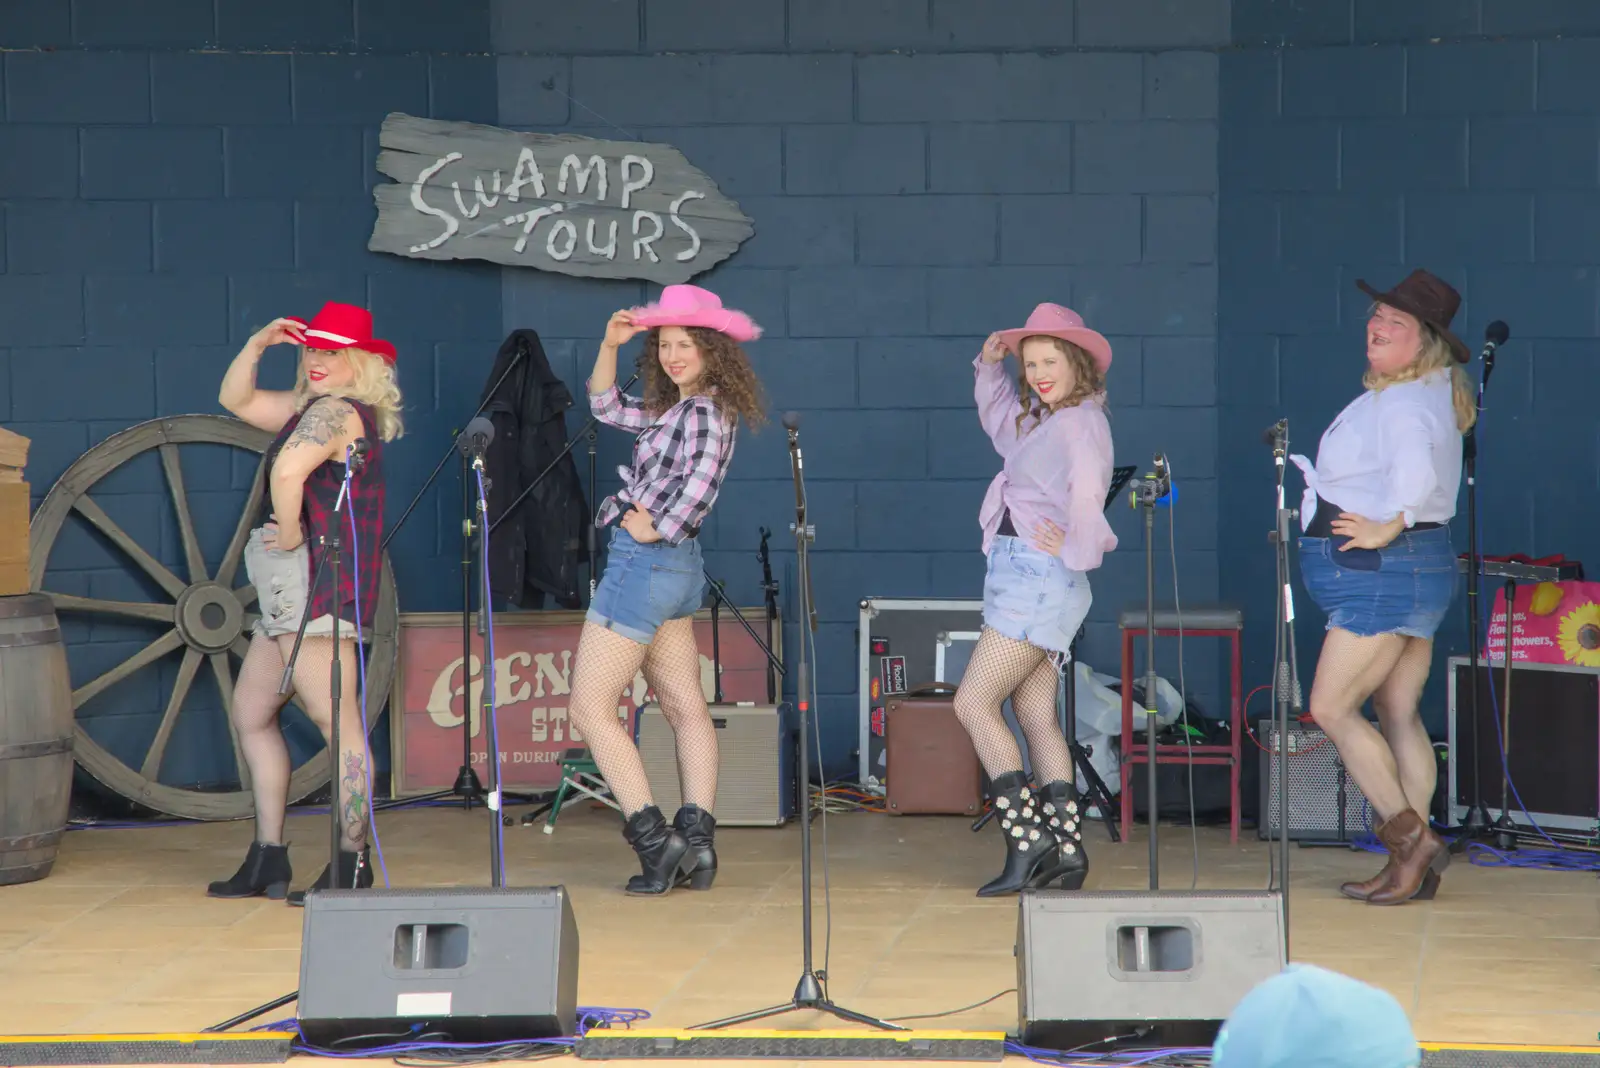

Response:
(982, 536), (1093, 658)
(1297, 526), (1457, 639)
(586, 526), (706, 645)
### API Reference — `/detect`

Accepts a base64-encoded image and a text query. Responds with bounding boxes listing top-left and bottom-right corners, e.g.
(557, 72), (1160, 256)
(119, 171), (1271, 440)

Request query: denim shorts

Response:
(982, 536), (1093, 658)
(243, 527), (365, 641)
(1297, 525), (1457, 639)
(586, 526), (707, 645)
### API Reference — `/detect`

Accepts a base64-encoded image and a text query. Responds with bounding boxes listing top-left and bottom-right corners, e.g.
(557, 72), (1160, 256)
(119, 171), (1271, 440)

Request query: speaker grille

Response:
(637, 704), (791, 826)
(1257, 719), (1372, 840)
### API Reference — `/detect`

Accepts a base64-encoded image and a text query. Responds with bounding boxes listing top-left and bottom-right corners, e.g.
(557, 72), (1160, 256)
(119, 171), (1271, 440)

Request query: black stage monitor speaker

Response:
(1017, 889), (1285, 1050)
(298, 886), (579, 1047)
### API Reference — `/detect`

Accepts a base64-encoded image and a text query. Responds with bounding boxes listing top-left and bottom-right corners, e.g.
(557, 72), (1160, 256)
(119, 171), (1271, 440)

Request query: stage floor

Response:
(2, 803), (1598, 1055)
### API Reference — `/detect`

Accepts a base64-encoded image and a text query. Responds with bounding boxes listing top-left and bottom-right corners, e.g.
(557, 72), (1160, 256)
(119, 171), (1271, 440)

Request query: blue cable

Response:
(265, 1006), (649, 1058)
(475, 465), (506, 885)
(342, 448), (389, 889)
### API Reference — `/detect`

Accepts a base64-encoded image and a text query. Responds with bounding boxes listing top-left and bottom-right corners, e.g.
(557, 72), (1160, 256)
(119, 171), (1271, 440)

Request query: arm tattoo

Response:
(289, 398), (356, 449)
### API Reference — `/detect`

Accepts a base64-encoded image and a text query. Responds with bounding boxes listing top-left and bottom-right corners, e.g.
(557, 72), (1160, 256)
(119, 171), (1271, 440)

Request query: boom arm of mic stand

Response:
(787, 432), (818, 633)
(383, 338), (529, 553)
(703, 573), (788, 681)
(488, 374), (640, 536)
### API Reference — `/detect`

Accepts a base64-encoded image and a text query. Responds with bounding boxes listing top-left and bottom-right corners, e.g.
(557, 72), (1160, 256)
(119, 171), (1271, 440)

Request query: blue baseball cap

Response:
(1212, 964), (1420, 1068)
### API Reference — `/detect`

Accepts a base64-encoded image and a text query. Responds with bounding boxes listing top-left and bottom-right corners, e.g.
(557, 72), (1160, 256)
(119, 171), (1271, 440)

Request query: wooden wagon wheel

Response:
(28, 414), (399, 821)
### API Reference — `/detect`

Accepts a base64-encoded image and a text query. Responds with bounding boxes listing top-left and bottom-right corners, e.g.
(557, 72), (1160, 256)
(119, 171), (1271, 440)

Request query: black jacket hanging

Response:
(480, 330), (590, 609)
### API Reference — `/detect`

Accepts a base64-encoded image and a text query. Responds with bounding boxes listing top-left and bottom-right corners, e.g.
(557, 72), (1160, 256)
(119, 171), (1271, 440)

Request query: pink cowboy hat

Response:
(996, 303), (1112, 373)
(284, 301), (397, 364)
(628, 284), (762, 343)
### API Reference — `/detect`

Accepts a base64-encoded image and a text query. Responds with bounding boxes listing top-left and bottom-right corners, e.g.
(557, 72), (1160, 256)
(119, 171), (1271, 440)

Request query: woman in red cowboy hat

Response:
(954, 302), (1117, 897)
(567, 284), (767, 895)
(206, 301), (404, 904)
(1290, 269), (1476, 906)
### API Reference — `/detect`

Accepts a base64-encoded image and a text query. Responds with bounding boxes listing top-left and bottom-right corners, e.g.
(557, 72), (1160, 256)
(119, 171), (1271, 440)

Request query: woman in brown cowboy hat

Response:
(1289, 269), (1476, 905)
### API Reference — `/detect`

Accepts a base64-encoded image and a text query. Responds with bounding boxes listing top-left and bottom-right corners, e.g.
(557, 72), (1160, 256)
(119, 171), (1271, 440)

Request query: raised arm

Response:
(1045, 404), (1118, 572)
(219, 318), (306, 434)
(974, 333), (1023, 453)
(267, 396), (365, 552)
(649, 400), (731, 546)
(588, 309), (654, 431)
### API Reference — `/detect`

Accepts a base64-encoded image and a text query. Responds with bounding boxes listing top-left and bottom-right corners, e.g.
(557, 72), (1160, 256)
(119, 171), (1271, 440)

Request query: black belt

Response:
(1304, 495), (1441, 538)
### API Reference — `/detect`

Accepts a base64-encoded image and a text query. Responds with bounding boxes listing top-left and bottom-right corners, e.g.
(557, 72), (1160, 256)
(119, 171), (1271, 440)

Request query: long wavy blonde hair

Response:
(1362, 306), (1476, 434)
(1014, 336), (1107, 435)
(291, 347), (405, 442)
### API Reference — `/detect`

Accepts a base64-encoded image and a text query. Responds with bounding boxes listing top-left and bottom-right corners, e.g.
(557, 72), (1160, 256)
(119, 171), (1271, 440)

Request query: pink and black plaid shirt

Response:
(591, 384), (736, 545)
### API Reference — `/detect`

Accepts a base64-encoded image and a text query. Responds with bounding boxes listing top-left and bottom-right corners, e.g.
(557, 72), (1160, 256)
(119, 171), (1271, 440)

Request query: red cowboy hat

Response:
(283, 302), (397, 364)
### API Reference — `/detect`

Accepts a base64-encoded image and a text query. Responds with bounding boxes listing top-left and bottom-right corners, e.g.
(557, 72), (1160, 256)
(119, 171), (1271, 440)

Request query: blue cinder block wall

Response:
(492, 0), (1228, 780)
(6, 0), (1227, 789)
(1219, 0), (1600, 740)
(25, 0), (1590, 792)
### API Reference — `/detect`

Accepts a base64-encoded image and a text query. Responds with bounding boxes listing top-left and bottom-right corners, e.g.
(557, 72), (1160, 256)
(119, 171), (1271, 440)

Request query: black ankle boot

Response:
(673, 805), (718, 890)
(976, 771), (1061, 898)
(622, 805), (692, 895)
(287, 846), (373, 907)
(207, 841), (292, 900)
(1034, 780), (1089, 890)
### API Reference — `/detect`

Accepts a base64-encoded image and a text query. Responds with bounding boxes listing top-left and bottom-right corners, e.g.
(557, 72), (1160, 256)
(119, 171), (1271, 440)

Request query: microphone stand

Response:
(693, 415), (900, 1033)
(1456, 330), (1502, 844)
(1129, 457), (1173, 891)
(279, 441), (369, 894)
(759, 528), (780, 704)
(1266, 422), (1298, 958)
(380, 337), (529, 811)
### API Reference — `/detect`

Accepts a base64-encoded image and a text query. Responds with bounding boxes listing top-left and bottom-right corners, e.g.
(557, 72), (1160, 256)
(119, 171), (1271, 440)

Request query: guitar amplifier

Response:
(637, 703), (796, 826)
(1256, 719), (1373, 842)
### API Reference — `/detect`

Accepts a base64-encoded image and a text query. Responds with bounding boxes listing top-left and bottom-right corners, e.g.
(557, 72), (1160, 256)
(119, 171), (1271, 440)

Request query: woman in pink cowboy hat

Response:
(206, 301), (404, 905)
(954, 302), (1117, 897)
(567, 283), (767, 895)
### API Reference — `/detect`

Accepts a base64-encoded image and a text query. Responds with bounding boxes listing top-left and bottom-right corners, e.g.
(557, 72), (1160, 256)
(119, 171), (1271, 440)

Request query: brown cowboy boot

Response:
(1366, 810), (1448, 906)
(1340, 855), (1439, 902)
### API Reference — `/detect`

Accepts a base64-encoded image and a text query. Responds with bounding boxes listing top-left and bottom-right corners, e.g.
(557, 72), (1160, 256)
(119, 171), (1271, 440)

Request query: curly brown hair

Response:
(1014, 336), (1107, 434)
(635, 326), (769, 429)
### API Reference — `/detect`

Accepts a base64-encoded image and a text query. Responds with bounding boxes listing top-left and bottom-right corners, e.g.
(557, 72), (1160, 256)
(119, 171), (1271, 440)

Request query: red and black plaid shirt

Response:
(261, 399), (386, 633)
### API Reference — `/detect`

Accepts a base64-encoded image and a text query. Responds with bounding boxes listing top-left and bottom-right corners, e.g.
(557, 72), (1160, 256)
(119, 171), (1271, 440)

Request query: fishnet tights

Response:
(952, 627), (1074, 785)
(231, 632), (371, 851)
(568, 619), (718, 817)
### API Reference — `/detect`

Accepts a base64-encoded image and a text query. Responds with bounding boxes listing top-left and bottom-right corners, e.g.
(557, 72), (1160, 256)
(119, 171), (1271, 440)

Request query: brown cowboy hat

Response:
(1355, 269), (1470, 364)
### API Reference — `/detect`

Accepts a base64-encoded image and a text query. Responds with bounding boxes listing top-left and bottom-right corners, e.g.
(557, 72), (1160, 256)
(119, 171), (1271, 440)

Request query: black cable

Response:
(885, 988), (1015, 1022)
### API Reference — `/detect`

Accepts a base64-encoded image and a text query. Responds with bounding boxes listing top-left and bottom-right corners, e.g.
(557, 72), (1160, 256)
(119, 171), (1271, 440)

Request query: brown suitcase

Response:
(884, 684), (983, 816)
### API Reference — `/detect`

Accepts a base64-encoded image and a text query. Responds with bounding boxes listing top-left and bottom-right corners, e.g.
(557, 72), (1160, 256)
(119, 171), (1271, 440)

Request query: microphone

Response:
(1484, 320), (1510, 352)
(782, 411), (801, 434)
(346, 437), (371, 473)
(1262, 418), (1288, 460)
(458, 415), (495, 462)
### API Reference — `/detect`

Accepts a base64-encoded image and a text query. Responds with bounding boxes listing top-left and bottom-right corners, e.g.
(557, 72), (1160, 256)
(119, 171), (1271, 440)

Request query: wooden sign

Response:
(368, 113), (755, 284)
(390, 607), (778, 796)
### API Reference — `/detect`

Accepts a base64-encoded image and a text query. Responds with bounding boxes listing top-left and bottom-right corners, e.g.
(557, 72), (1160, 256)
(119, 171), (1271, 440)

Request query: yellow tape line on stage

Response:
(1421, 1042), (1600, 1054)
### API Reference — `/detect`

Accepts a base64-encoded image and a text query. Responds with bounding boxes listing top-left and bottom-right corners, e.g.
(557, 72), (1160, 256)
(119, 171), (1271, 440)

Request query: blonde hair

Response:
(292, 347), (405, 442)
(1014, 336), (1108, 435)
(1361, 306), (1476, 433)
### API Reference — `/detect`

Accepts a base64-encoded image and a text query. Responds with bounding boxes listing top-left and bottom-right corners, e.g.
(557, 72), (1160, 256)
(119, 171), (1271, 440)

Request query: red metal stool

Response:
(1118, 605), (1244, 844)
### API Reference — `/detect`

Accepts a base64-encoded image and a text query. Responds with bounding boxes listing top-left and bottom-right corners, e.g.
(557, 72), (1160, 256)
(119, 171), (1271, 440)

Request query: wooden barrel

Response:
(0, 593), (74, 885)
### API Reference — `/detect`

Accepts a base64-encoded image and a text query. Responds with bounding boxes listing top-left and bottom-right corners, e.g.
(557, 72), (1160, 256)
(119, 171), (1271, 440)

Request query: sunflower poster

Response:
(1483, 581), (1600, 668)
